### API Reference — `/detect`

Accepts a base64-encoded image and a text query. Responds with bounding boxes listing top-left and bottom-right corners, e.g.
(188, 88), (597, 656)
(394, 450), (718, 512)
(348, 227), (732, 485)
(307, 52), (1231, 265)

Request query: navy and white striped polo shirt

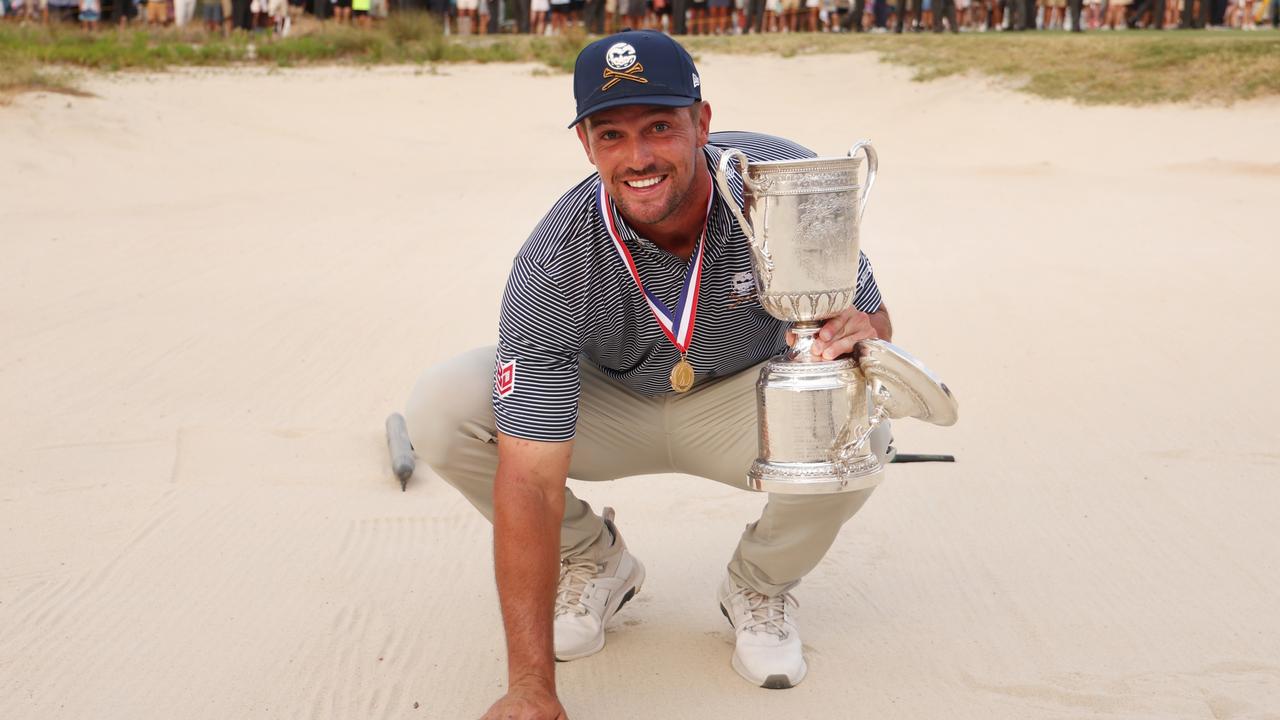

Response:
(493, 131), (884, 442)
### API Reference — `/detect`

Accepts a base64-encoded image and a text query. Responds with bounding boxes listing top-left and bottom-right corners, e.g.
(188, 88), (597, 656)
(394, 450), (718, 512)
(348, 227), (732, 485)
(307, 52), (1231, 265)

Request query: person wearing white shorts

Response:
(456, 0), (480, 33)
(804, 0), (819, 29)
(531, 0), (549, 34)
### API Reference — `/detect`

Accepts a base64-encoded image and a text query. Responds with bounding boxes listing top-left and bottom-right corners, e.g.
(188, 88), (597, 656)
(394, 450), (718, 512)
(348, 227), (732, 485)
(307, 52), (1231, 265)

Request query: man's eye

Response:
(653, 123), (670, 133)
(601, 131), (620, 141)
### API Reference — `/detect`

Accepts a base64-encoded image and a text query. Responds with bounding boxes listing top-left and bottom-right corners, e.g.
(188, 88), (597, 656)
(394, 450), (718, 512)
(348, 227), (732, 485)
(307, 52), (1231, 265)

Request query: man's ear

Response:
(575, 123), (595, 165)
(696, 102), (712, 147)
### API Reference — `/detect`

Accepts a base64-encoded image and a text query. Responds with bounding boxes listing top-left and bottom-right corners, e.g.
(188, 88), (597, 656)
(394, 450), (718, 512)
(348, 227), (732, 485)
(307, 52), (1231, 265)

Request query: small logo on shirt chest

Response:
(727, 271), (758, 308)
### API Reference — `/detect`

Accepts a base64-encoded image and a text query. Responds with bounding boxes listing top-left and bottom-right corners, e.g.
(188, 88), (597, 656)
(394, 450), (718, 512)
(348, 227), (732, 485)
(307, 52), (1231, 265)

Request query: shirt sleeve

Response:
(492, 255), (582, 442)
(853, 251), (883, 314)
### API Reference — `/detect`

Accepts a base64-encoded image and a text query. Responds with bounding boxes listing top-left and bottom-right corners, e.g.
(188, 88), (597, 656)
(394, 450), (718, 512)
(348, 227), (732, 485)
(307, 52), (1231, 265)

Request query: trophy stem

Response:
(784, 321), (824, 362)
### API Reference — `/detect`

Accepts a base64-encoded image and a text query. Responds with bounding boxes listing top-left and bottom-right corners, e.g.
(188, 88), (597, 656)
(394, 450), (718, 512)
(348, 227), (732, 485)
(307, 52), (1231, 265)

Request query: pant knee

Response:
(403, 346), (497, 477)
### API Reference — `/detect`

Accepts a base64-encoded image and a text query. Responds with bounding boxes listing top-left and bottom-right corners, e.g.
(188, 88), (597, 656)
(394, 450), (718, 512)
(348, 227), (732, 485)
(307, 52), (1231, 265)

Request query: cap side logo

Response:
(605, 43), (637, 71)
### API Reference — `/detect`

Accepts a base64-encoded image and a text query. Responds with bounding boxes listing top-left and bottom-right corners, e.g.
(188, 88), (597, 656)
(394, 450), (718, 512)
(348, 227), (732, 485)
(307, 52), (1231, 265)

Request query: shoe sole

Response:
(720, 603), (807, 690)
(554, 559), (645, 662)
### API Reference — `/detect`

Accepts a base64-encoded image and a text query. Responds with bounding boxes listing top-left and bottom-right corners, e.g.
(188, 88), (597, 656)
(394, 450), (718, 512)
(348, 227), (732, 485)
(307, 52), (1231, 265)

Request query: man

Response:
(583, 0), (605, 31)
(114, 0), (135, 25)
(621, 0), (644, 31)
(330, 0), (350, 24)
(933, 0), (957, 29)
(405, 30), (892, 718)
(838, 0), (867, 30)
(742, 0), (767, 31)
(894, 0), (921, 30)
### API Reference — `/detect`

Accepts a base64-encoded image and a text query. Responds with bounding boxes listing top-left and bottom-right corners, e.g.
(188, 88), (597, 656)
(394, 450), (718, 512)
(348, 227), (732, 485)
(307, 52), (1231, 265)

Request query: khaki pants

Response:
(405, 346), (890, 597)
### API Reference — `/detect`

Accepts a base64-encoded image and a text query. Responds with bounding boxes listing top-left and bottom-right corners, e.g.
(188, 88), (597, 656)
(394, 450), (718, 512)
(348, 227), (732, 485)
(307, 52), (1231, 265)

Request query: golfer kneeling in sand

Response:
(406, 30), (893, 718)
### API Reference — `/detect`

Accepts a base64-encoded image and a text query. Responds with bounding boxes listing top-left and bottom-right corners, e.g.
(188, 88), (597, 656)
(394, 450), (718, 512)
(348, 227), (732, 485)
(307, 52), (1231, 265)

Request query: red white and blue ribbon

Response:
(597, 181), (713, 355)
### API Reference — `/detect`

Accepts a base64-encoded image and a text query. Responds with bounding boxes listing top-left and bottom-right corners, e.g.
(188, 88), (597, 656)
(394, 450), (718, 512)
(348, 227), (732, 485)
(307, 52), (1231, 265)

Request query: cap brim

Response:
(568, 95), (697, 129)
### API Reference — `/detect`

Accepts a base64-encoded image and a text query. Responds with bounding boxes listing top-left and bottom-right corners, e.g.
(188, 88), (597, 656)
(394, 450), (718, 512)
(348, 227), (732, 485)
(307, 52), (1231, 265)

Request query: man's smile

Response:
(622, 174), (668, 192)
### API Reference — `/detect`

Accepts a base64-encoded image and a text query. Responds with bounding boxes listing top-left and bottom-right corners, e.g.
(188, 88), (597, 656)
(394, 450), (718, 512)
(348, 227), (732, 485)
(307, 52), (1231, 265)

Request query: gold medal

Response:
(670, 357), (695, 393)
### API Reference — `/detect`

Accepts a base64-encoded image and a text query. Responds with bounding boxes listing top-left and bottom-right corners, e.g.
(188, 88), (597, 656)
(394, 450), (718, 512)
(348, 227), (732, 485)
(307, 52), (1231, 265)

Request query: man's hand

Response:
(787, 306), (892, 360)
(480, 679), (568, 720)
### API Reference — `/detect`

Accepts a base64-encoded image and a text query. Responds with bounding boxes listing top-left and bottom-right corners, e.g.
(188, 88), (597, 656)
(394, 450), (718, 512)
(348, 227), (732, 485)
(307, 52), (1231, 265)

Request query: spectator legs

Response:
(584, 0), (605, 31)
(934, 0), (957, 29)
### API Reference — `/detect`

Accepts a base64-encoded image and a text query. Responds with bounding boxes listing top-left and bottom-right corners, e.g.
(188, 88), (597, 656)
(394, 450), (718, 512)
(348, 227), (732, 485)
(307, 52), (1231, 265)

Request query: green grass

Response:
(0, 14), (590, 83)
(682, 31), (1280, 105)
(2, 18), (1278, 106)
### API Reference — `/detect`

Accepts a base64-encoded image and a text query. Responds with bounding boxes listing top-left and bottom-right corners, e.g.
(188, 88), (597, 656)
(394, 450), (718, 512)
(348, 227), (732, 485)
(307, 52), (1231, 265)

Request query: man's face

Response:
(576, 102), (712, 228)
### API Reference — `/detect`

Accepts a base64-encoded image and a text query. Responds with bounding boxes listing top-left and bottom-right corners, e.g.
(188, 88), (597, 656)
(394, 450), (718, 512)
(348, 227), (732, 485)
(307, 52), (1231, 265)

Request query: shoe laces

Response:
(731, 586), (798, 639)
(555, 556), (598, 617)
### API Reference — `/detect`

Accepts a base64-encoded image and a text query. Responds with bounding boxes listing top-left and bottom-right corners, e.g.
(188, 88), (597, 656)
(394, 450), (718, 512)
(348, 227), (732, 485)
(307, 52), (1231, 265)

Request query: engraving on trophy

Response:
(749, 174), (775, 193)
(757, 169), (858, 196)
(796, 191), (851, 281)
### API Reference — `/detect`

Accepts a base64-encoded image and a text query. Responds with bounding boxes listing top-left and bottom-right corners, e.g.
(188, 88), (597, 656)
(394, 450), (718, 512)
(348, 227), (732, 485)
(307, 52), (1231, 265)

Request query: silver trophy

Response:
(715, 141), (959, 494)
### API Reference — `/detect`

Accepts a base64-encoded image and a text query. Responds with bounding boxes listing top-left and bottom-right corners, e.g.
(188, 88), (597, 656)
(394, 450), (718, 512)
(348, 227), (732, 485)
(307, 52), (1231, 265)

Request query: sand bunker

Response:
(1, 56), (1278, 718)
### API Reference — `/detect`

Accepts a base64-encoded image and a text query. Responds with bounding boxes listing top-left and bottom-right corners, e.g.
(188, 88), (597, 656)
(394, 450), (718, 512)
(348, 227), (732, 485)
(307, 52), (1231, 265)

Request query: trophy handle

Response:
(847, 140), (878, 226)
(715, 148), (774, 282)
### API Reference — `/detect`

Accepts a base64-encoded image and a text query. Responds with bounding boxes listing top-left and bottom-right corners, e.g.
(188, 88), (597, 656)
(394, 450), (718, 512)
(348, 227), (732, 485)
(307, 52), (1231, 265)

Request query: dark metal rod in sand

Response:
(891, 453), (956, 464)
(386, 413), (415, 491)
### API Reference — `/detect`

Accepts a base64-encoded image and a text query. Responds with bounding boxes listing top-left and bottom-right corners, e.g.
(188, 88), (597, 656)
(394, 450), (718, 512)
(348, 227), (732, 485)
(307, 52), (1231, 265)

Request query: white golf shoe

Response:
(718, 575), (807, 689)
(554, 507), (645, 661)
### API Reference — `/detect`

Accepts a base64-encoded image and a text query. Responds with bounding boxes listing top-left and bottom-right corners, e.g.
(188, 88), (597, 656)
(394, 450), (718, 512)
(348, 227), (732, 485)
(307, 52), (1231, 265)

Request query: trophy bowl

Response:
(719, 143), (876, 329)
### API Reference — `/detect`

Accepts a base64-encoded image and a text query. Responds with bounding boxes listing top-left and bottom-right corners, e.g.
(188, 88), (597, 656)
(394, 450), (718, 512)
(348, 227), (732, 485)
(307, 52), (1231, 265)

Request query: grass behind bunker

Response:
(686, 31), (1280, 105)
(0, 13), (589, 102)
(2, 17), (1278, 106)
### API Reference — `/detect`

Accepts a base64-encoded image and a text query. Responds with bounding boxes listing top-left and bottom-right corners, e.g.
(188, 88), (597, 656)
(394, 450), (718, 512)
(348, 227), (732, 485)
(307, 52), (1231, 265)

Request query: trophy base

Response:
(748, 455), (884, 495)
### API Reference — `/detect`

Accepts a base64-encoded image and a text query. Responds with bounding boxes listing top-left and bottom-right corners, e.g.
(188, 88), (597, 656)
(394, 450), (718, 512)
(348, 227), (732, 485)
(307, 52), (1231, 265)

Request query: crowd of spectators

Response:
(1, 0), (1275, 33)
(0, 0), (375, 30)
(443, 0), (1280, 32)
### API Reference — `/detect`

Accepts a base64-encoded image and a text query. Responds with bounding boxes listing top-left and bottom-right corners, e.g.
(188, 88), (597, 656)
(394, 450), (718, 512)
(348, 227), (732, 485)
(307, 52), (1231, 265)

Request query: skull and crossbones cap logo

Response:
(569, 30), (702, 128)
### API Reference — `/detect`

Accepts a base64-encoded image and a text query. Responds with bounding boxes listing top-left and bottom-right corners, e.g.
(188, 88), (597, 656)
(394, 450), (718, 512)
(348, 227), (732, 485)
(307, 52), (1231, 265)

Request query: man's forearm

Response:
(492, 467), (566, 693)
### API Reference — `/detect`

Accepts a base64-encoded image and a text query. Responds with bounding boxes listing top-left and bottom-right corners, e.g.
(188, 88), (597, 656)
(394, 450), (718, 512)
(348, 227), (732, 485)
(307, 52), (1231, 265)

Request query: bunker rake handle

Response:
(385, 413), (415, 491)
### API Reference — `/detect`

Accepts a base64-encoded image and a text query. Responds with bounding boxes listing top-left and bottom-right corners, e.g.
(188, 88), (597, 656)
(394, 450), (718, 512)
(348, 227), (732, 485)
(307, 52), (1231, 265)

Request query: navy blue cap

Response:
(569, 30), (702, 128)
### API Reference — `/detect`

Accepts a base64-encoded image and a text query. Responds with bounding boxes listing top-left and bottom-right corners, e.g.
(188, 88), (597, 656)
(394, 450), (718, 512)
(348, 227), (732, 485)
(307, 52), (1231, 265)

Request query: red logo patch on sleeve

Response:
(496, 359), (516, 398)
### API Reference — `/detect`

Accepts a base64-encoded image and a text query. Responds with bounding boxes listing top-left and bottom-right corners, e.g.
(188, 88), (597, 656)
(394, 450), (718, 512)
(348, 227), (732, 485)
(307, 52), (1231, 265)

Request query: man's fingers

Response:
(812, 314), (851, 355)
(810, 310), (874, 357)
(817, 314), (846, 342)
(821, 338), (852, 360)
(820, 331), (873, 360)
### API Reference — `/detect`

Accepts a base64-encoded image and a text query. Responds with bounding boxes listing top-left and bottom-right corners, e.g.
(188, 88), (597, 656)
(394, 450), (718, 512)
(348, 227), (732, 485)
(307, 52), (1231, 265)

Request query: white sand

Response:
(2, 56), (1278, 719)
